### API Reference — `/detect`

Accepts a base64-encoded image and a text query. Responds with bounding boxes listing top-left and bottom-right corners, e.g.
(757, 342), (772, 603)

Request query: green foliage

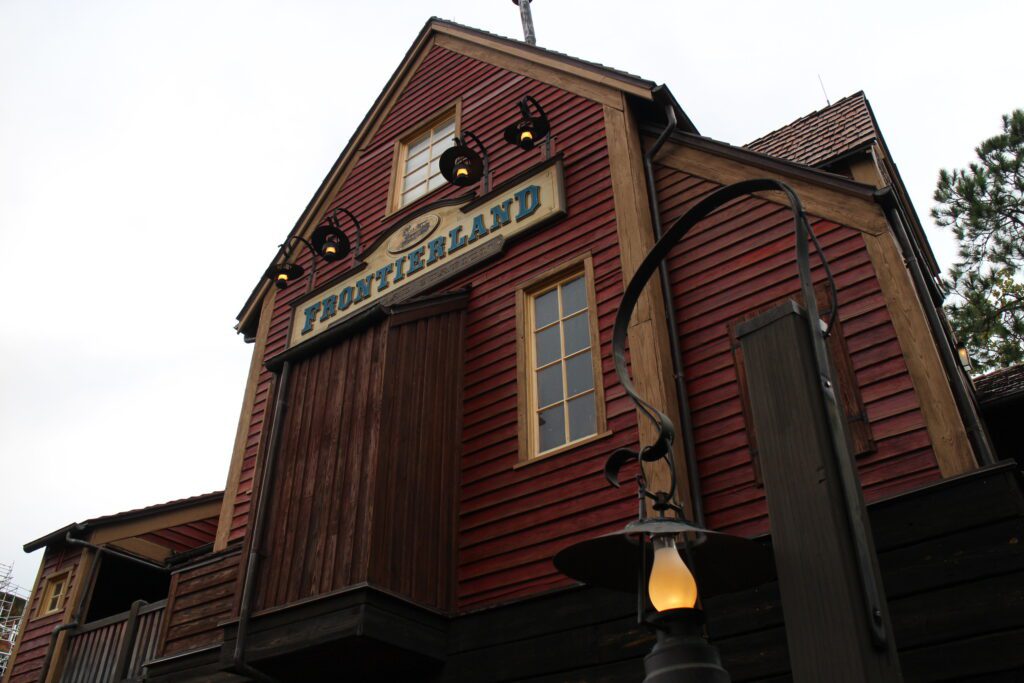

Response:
(933, 110), (1024, 372)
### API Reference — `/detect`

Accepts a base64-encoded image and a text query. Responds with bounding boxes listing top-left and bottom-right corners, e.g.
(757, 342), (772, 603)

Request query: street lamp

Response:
(264, 207), (363, 290)
(556, 178), (846, 682)
(439, 130), (491, 193)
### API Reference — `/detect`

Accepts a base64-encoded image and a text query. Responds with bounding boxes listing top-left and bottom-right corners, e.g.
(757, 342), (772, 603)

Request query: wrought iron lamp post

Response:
(554, 178), (856, 682)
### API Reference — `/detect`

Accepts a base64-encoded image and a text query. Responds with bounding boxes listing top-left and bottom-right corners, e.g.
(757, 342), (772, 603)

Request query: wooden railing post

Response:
(111, 600), (144, 681)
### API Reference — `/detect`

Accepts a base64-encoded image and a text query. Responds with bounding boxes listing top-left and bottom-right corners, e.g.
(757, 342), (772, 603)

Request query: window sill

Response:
(514, 430), (614, 469)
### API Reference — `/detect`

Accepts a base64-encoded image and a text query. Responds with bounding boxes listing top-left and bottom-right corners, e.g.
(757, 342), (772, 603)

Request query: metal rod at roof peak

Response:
(513, 0), (537, 45)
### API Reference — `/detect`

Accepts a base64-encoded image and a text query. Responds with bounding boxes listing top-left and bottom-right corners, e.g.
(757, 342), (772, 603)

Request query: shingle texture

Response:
(974, 364), (1024, 405)
(746, 92), (878, 167)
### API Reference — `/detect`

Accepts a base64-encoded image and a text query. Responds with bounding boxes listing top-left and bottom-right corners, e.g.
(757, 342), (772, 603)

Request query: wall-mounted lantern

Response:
(264, 207), (363, 290)
(440, 130), (491, 193)
(503, 95), (550, 152)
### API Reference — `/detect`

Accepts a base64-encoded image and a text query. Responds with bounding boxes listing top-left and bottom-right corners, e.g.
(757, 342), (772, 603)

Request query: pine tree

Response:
(933, 109), (1024, 372)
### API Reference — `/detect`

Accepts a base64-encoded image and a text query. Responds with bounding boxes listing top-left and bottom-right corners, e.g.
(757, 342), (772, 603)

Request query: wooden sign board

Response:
(288, 159), (566, 349)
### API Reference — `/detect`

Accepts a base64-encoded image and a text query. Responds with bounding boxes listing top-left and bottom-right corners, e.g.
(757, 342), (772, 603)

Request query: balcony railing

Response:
(58, 599), (166, 683)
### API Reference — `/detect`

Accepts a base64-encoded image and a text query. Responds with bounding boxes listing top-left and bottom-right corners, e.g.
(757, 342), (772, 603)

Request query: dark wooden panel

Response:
(159, 550), (240, 657)
(368, 308), (465, 610)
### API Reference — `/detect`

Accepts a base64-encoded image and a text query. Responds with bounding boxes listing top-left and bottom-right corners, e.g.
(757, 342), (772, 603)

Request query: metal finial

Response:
(512, 0), (536, 45)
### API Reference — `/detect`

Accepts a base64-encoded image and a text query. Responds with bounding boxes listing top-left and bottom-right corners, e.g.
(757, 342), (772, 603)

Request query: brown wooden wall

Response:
(368, 307), (465, 610)
(654, 164), (943, 537)
(5, 546), (83, 683)
(228, 42), (642, 612)
(158, 549), (239, 658)
(253, 322), (389, 611)
(251, 303), (465, 613)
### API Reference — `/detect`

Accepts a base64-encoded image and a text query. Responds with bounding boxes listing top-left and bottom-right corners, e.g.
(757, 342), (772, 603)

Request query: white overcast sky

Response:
(1, 0), (1020, 590)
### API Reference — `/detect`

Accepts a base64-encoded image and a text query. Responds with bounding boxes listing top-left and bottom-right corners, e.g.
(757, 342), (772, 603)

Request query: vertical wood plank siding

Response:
(654, 164), (942, 537)
(158, 551), (240, 657)
(5, 547), (83, 683)
(125, 604), (164, 679)
(227, 44), (640, 611)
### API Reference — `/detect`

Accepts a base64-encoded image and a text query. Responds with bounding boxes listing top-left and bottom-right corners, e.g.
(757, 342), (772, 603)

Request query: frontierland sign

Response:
(288, 159), (566, 348)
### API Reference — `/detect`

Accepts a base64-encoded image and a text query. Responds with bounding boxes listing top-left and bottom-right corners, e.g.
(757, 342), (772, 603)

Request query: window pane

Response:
(565, 351), (594, 396)
(563, 313), (590, 355)
(534, 289), (558, 329)
(404, 163), (428, 188)
(405, 148), (429, 174)
(434, 120), (455, 141)
(535, 326), (561, 367)
(427, 172), (446, 192)
(536, 363), (563, 407)
(560, 276), (587, 315)
(402, 183), (427, 206)
(407, 132), (430, 158)
(538, 405), (566, 452)
(568, 393), (597, 441)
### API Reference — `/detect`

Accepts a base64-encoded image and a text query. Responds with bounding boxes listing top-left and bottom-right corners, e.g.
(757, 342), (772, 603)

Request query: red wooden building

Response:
(6, 17), (1023, 683)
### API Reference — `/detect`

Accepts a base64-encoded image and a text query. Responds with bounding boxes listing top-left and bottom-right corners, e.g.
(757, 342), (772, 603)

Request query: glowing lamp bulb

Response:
(276, 272), (289, 283)
(520, 129), (534, 143)
(455, 165), (470, 178)
(324, 244), (337, 256)
(648, 535), (698, 612)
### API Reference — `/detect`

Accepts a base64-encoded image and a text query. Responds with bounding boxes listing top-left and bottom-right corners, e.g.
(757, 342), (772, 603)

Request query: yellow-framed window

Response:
(392, 111), (457, 211)
(38, 571), (69, 617)
(517, 255), (606, 461)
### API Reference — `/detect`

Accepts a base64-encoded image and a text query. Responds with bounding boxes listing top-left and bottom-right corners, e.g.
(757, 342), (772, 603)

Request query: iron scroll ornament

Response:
(606, 178), (889, 647)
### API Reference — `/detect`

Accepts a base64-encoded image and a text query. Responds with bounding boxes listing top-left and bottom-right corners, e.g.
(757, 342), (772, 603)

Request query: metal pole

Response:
(513, 0), (537, 45)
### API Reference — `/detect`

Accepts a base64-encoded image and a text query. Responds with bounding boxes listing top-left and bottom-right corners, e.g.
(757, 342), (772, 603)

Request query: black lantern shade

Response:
(265, 262), (304, 290)
(439, 130), (489, 191)
(440, 140), (483, 186)
(503, 95), (550, 151)
(553, 518), (773, 600)
(310, 222), (350, 262)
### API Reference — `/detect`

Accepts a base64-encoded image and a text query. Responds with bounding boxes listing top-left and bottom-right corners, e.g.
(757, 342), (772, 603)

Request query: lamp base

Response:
(643, 609), (731, 683)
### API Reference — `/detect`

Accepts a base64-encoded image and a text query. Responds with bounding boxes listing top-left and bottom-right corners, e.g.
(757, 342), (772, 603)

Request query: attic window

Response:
(389, 106), (458, 212)
(38, 571), (69, 617)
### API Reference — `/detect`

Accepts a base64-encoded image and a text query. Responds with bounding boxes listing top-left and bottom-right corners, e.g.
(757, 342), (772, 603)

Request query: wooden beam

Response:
(89, 500), (223, 547)
(109, 538), (172, 563)
(654, 142), (889, 236)
(604, 95), (693, 515)
(215, 290), (276, 551)
(860, 229), (977, 476)
(435, 33), (623, 110)
(431, 23), (653, 102)
(846, 157), (978, 477)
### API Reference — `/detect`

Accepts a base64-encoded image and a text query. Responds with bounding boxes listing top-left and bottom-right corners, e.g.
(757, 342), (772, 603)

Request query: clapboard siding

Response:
(140, 517), (218, 553)
(654, 164), (942, 536)
(5, 546), (83, 683)
(225, 42), (638, 612)
(228, 44), (636, 547)
(158, 550), (239, 657)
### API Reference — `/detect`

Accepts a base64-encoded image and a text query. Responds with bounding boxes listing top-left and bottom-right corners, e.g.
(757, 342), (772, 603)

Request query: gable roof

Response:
(24, 491), (223, 552)
(235, 17), (688, 337)
(745, 91), (877, 167)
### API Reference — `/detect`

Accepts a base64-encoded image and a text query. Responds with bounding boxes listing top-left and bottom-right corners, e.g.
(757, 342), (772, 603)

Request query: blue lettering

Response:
(490, 199), (513, 231)
(353, 275), (374, 303)
(301, 303), (321, 334)
(515, 185), (541, 221)
(448, 226), (467, 253)
(375, 264), (393, 292)
(426, 236), (447, 265)
(407, 247), (426, 274)
(393, 255), (407, 282)
(339, 287), (354, 310)
(319, 295), (338, 322)
(467, 214), (489, 243)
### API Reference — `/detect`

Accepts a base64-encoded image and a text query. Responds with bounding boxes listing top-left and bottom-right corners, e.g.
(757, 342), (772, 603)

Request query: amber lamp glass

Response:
(648, 534), (698, 612)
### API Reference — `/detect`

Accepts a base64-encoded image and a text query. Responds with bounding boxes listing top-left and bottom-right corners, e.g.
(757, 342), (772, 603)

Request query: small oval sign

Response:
(388, 214), (440, 254)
